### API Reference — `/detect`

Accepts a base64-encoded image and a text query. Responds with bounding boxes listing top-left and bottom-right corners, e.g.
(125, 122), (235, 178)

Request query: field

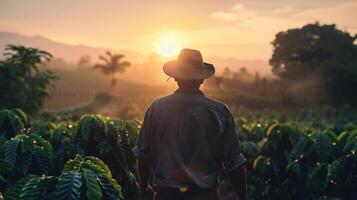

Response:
(43, 67), (285, 121)
(20, 69), (354, 199)
(2, 65), (357, 200)
(43, 68), (167, 111)
(1, 23), (357, 199)
(0, 100), (356, 199)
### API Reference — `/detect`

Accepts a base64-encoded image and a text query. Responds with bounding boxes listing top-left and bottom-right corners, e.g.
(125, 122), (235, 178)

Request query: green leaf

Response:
(307, 163), (328, 195)
(250, 125), (265, 141)
(344, 139), (357, 154)
(289, 135), (313, 162)
(38, 176), (58, 199)
(55, 172), (82, 200)
(3, 175), (34, 200)
(253, 155), (271, 176)
(266, 124), (280, 139)
(16, 152), (33, 175)
(8, 111), (24, 136)
(12, 109), (30, 128)
(29, 134), (53, 158)
(4, 139), (19, 167)
(62, 155), (82, 174)
(34, 149), (51, 175)
(84, 156), (112, 177)
(313, 132), (334, 162)
(241, 141), (260, 158)
(19, 139), (32, 153)
(83, 168), (102, 200)
(327, 154), (356, 189)
(97, 173), (122, 200)
(0, 158), (12, 173)
(20, 176), (41, 200)
(78, 117), (92, 142)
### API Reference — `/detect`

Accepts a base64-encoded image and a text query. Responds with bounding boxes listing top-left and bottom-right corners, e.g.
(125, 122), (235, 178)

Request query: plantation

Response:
(0, 107), (355, 199)
(0, 109), (139, 200)
(0, 2), (356, 198)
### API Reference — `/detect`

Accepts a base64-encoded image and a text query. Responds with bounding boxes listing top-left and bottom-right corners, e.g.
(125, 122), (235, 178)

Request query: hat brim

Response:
(163, 60), (215, 80)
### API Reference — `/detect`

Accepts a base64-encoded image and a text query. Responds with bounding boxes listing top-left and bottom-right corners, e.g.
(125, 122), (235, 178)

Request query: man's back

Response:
(135, 89), (246, 189)
(135, 48), (247, 200)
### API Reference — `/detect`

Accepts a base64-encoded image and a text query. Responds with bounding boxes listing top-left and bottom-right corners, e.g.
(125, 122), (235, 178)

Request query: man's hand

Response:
(137, 159), (152, 200)
(228, 165), (248, 200)
(139, 185), (154, 200)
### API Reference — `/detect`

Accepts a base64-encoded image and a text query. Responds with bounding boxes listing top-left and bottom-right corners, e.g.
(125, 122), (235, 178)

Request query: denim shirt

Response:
(133, 89), (246, 188)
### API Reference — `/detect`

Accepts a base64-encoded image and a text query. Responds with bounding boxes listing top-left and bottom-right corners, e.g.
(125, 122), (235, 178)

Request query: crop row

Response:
(0, 108), (356, 199)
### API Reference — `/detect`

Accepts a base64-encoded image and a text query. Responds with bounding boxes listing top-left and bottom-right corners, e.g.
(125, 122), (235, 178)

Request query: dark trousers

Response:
(154, 187), (220, 200)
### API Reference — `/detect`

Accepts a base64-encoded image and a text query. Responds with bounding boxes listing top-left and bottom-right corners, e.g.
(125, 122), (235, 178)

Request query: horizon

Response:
(1, 0), (356, 61)
(0, 31), (273, 84)
(0, 30), (271, 63)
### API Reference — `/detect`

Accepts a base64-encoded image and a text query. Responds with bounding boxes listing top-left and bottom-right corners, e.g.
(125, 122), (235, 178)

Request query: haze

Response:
(1, 0), (356, 61)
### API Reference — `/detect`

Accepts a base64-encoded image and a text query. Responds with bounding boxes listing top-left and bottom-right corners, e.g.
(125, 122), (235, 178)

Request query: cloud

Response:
(211, 0), (355, 23)
(234, 0), (353, 10)
(210, 3), (297, 23)
(205, 0), (357, 60)
(210, 1), (357, 34)
(292, 1), (357, 33)
(210, 3), (256, 22)
(271, 6), (296, 15)
(211, 12), (239, 21)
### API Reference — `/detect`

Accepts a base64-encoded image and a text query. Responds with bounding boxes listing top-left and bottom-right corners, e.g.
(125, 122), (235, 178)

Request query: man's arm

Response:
(222, 113), (248, 200)
(229, 164), (247, 200)
(137, 159), (152, 199)
(133, 103), (155, 199)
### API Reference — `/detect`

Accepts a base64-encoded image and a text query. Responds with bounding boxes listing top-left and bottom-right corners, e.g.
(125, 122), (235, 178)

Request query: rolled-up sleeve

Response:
(133, 103), (155, 159)
(223, 115), (247, 171)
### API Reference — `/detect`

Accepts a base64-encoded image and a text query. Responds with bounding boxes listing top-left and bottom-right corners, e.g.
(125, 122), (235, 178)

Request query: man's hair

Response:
(174, 78), (204, 89)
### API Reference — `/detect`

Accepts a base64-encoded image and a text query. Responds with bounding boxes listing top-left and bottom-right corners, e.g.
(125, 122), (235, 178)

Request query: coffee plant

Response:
(237, 119), (357, 199)
(0, 109), (139, 199)
(0, 108), (356, 199)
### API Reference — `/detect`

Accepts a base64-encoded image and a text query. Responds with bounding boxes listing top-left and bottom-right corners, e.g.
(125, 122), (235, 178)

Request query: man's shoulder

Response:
(151, 93), (231, 116)
(201, 96), (232, 116)
(151, 94), (176, 105)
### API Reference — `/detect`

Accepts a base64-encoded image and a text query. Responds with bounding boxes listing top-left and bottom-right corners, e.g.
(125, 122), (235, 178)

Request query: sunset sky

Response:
(1, 0), (356, 61)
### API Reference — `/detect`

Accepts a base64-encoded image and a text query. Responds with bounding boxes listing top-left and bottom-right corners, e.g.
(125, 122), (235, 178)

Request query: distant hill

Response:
(0, 32), (146, 64)
(0, 32), (271, 84)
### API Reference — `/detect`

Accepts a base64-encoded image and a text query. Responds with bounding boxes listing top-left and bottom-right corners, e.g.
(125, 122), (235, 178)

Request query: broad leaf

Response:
(4, 139), (19, 167)
(55, 172), (82, 200)
(83, 168), (102, 200)
(20, 176), (41, 200)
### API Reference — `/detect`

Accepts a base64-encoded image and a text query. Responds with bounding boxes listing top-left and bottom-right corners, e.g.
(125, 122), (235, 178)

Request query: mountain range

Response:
(0, 32), (271, 85)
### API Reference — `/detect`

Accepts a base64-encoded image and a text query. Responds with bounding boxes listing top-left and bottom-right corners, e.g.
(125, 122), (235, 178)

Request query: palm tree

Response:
(94, 51), (131, 88)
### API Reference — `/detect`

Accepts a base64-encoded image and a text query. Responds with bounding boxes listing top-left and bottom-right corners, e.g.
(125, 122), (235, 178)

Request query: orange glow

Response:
(155, 33), (181, 57)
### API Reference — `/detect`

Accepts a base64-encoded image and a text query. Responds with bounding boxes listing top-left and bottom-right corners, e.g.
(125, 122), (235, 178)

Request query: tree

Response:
(0, 45), (57, 114)
(222, 67), (231, 79)
(270, 23), (357, 104)
(239, 67), (248, 76)
(94, 51), (131, 88)
(77, 55), (92, 69)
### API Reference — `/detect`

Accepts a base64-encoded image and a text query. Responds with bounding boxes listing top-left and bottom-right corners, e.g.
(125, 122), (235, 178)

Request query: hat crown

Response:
(177, 49), (204, 72)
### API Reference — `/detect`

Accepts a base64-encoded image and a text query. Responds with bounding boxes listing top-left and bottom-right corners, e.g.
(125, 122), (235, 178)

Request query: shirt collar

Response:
(174, 88), (205, 96)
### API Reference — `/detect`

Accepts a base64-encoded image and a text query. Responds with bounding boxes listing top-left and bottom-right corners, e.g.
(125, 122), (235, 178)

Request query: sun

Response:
(155, 34), (181, 57)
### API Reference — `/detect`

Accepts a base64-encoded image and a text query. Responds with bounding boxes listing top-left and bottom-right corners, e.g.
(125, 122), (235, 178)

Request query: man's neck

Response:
(175, 88), (204, 95)
(177, 87), (200, 91)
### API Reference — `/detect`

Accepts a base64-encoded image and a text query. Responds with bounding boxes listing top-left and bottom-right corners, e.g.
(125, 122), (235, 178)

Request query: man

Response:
(134, 49), (247, 200)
